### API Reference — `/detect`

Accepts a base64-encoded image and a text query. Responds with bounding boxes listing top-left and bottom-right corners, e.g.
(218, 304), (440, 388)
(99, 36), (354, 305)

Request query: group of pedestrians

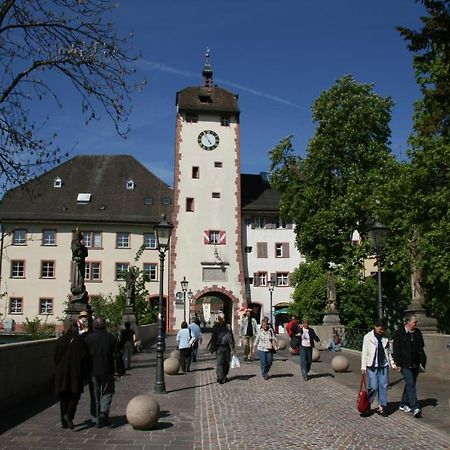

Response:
(54, 312), (137, 430)
(176, 317), (203, 373)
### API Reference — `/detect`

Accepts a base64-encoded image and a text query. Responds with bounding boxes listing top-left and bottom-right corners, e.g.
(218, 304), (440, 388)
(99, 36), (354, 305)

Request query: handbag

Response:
(290, 335), (300, 349)
(188, 329), (197, 347)
(230, 353), (240, 369)
(356, 373), (370, 414)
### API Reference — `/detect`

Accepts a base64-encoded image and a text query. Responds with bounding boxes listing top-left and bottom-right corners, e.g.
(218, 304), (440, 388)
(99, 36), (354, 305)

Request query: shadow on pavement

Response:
(228, 374), (256, 381)
(309, 373), (335, 379)
(269, 373), (294, 379)
(192, 367), (214, 372)
(166, 381), (217, 393)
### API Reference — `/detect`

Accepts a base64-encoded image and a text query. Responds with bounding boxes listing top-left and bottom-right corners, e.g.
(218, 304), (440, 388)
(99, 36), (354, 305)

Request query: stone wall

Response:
(0, 338), (57, 412)
(423, 333), (450, 374)
(136, 323), (158, 345)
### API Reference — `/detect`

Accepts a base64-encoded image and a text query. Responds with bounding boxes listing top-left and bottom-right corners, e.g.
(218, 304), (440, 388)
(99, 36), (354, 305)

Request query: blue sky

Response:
(48, 0), (425, 186)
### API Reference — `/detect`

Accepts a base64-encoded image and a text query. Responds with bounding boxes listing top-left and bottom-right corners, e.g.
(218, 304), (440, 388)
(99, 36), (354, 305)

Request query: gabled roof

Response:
(0, 155), (173, 224)
(176, 86), (239, 114)
(241, 174), (281, 212)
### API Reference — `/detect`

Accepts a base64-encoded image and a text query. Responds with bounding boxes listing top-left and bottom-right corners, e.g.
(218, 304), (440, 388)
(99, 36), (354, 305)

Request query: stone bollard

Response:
(126, 395), (160, 430)
(164, 357), (180, 375)
(170, 350), (181, 360)
(312, 348), (320, 362)
(331, 355), (349, 372)
(277, 338), (288, 350)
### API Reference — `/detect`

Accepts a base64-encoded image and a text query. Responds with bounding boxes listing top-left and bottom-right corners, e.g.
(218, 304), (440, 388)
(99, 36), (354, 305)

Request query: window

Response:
(77, 192), (92, 203)
(116, 232), (130, 248)
(126, 179), (135, 189)
(11, 260), (25, 278)
(256, 242), (268, 258)
(144, 233), (157, 250)
(162, 197), (172, 205)
(144, 196), (153, 205)
(39, 298), (53, 315)
(53, 177), (62, 188)
(42, 229), (56, 246)
(13, 229), (26, 245)
(85, 262), (101, 281)
(257, 272), (267, 287)
(276, 217), (287, 229)
(115, 263), (129, 280)
(186, 113), (198, 123)
(83, 231), (102, 248)
(204, 230), (226, 245)
(192, 166), (200, 178)
(41, 261), (55, 278)
(214, 161), (223, 168)
(212, 192), (221, 199)
(220, 115), (230, 126)
(275, 243), (290, 258)
(254, 217), (266, 229)
(143, 263), (158, 281)
(186, 197), (194, 212)
(244, 246), (252, 253)
(9, 298), (23, 314)
(276, 272), (289, 287)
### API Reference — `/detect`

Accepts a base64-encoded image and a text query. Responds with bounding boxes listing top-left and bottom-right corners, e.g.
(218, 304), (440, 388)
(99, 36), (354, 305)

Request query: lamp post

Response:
(153, 216), (174, 395)
(181, 276), (189, 323)
(268, 279), (275, 325)
(368, 220), (389, 320)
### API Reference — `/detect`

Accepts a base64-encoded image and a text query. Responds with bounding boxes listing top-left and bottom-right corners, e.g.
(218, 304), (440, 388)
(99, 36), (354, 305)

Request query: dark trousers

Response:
(59, 391), (81, 422)
(191, 341), (199, 361)
(180, 347), (192, 372)
(401, 367), (420, 410)
(91, 374), (115, 421)
(300, 346), (313, 379)
(216, 345), (231, 382)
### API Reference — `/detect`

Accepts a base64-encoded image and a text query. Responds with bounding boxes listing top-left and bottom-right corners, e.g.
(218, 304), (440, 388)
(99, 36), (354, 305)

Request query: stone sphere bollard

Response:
(170, 349), (181, 360)
(164, 357), (180, 375)
(126, 395), (160, 430)
(331, 355), (349, 372)
(277, 338), (287, 350)
(312, 348), (320, 362)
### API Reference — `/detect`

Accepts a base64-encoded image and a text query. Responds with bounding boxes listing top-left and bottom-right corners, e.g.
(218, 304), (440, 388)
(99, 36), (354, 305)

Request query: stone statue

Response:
(326, 272), (337, 312)
(126, 267), (137, 307)
(408, 231), (425, 307)
(70, 231), (88, 303)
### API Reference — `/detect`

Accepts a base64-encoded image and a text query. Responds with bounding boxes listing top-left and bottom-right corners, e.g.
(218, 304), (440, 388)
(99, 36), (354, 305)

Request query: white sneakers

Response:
(399, 405), (422, 418)
(399, 405), (411, 412)
(413, 408), (422, 418)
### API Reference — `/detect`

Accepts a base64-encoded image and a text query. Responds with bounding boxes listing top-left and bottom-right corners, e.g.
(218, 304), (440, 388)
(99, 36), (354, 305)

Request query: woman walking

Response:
(54, 318), (87, 429)
(176, 321), (192, 373)
(254, 318), (277, 380)
(361, 319), (396, 416)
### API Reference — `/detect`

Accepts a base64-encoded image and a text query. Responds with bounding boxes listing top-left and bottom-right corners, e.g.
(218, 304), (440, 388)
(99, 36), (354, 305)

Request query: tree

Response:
(0, 0), (141, 191)
(394, 0), (450, 331)
(270, 75), (399, 326)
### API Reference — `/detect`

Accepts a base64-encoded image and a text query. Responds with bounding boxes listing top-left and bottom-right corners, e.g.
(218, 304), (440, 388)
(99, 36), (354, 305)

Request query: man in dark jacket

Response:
(297, 319), (320, 381)
(85, 317), (118, 427)
(393, 314), (427, 418)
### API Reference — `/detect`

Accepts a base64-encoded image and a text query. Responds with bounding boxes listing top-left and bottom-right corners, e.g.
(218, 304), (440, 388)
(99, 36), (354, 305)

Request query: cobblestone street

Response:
(1, 335), (449, 449)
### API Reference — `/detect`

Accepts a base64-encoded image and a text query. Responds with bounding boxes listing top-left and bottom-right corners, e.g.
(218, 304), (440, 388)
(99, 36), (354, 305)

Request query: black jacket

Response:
(207, 323), (235, 353)
(85, 330), (118, 376)
(298, 327), (320, 348)
(393, 327), (426, 369)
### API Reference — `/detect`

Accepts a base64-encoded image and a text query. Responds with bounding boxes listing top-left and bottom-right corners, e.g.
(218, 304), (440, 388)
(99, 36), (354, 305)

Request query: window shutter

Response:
(219, 230), (226, 245)
(253, 272), (260, 287)
(203, 230), (210, 244)
(283, 242), (290, 258)
(288, 272), (293, 286)
(271, 273), (277, 286)
(257, 242), (268, 258)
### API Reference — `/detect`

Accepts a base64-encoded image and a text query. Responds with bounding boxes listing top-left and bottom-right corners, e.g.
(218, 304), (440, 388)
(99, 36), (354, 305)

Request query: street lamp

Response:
(181, 276), (189, 323)
(153, 215), (174, 395)
(268, 278), (275, 325)
(368, 220), (389, 320)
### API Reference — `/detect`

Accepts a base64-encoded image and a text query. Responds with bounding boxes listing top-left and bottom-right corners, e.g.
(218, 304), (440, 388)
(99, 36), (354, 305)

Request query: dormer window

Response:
(126, 179), (135, 190)
(53, 177), (62, 188)
(77, 193), (91, 203)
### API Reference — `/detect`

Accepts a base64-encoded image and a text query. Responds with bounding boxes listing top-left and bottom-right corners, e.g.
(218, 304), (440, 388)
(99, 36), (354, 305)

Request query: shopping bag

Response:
(357, 373), (370, 414)
(230, 353), (240, 369)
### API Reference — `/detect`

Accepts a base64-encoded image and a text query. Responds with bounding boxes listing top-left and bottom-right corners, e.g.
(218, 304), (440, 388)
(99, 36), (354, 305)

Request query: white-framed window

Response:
(204, 230), (226, 245)
(11, 260), (25, 278)
(144, 233), (157, 250)
(210, 230), (220, 244)
(116, 232), (130, 248)
(115, 262), (129, 280)
(83, 231), (102, 248)
(9, 297), (23, 314)
(126, 179), (135, 190)
(220, 115), (230, 126)
(13, 229), (26, 245)
(42, 229), (56, 246)
(41, 261), (55, 278)
(254, 217), (266, 229)
(39, 298), (53, 315)
(85, 262), (101, 281)
(256, 242), (268, 258)
(276, 272), (289, 287)
(275, 243), (290, 258)
(258, 272), (267, 287)
(53, 177), (62, 188)
(143, 263), (158, 281)
(276, 217), (287, 229)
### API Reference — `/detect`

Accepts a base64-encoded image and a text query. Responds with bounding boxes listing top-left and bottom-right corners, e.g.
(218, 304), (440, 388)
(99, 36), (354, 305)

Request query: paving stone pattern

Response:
(1, 335), (449, 450)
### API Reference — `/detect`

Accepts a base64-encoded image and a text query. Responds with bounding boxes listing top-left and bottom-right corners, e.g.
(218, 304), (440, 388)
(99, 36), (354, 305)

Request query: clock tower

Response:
(169, 52), (245, 330)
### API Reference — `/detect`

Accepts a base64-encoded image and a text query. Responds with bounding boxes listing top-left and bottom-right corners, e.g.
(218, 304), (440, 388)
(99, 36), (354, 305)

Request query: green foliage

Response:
(22, 317), (56, 340)
(91, 294), (126, 333)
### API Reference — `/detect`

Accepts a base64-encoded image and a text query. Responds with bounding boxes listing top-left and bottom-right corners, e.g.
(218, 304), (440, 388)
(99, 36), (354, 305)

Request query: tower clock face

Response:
(198, 130), (219, 150)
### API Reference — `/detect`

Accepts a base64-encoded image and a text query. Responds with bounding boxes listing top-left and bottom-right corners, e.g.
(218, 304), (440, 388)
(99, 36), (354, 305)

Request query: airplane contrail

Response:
(138, 59), (308, 112)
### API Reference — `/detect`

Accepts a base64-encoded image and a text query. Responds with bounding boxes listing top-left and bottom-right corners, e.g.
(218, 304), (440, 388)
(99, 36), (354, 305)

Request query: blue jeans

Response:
(401, 367), (420, 410)
(300, 346), (313, 379)
(258, 350), (273, 378)
(367, 366), (388, 407)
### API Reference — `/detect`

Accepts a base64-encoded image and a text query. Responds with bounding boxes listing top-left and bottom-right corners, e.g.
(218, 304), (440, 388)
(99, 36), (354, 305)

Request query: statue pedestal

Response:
(404, 306), (438, 332)
(323, 311), (341, 326)
(65, 301), (91, 322)
(122, 305), (137, 331)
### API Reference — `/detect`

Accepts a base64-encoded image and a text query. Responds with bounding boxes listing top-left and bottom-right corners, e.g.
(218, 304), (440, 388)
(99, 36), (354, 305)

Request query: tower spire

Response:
(202, 48), (213, 88)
